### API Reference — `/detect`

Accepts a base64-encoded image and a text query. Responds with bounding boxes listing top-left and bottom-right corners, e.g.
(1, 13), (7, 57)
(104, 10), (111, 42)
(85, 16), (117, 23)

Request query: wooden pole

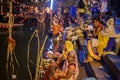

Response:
(6, 0), (14, 79)
(8, 0), (14, 38)
(8, 0), (13, 27)
(34, 35), (48, 80)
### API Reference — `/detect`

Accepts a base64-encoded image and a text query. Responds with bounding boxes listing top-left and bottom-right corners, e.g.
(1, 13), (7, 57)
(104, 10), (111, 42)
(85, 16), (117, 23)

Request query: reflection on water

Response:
(0, 26), (49, 80)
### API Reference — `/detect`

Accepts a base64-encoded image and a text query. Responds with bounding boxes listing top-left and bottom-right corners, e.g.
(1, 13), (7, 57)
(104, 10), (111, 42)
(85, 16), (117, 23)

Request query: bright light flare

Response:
(50, 0), (53, 10)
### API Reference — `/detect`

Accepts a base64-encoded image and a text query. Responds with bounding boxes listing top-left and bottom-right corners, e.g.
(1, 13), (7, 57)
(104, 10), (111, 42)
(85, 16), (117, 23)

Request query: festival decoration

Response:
(6, 1), (19, 79)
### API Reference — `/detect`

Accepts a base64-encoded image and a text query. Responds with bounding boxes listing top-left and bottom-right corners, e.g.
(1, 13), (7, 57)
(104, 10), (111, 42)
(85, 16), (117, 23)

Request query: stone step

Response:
(77, 66), (88, 80)
(82, 77), (96, 80)
(103, 54), (120, 80)
(87, 61), (112, 80)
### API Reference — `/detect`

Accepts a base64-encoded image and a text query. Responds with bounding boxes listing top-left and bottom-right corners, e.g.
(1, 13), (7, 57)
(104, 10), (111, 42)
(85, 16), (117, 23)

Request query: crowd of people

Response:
(36, 0), (120, 79)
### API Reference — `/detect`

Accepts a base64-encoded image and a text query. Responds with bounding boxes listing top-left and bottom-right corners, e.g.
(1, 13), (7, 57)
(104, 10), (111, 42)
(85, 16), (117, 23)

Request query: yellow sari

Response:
(60, 41), (79, 80)
(87, 32), (109, 60)
(97, 33), (109, 55)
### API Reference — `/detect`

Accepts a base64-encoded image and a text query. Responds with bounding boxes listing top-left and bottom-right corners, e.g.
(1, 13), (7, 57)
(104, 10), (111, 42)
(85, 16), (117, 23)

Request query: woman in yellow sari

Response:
(84, 18), (119, 63)
(44, 40), (79, 80)
(55, 40), (79, 80)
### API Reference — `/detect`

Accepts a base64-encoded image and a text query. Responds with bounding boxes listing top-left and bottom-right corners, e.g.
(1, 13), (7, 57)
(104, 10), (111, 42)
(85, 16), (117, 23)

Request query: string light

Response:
(0, 0), (45, 28)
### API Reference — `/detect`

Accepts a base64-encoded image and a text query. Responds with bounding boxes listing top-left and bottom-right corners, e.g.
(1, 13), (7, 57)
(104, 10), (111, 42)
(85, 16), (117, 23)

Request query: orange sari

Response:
(52, 24), (63, 36)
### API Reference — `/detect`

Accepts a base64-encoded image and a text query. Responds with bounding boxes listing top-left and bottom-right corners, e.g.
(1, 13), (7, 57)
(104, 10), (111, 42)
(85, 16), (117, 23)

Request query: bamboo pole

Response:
(8, 0), (13, 28)
(8, 0), (14, 38)
(6, 0), (14, 79)
(34, 35), (48, 80)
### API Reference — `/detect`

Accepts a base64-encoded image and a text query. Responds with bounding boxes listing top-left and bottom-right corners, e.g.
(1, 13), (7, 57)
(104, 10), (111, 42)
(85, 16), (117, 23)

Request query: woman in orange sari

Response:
(52, 14), (63, 52)
(52, 14), (63, 37)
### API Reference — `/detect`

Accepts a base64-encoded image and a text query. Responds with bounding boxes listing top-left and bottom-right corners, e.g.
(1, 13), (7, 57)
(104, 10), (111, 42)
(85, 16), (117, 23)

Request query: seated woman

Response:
(97, 18), (116, 55)
(56, 40), (76, 70)
(52, 14), (63, 52)
(55, 49), (79, 80)
(84, 18), (120, 63)
(84, 18), (104, 40)
(93, 18), (104, 38)
(52, 14), (63, 37)
(44, 40), (79, 80)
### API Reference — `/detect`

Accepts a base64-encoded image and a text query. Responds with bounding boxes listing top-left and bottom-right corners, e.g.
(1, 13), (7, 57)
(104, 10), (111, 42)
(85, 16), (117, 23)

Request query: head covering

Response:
(65, 40), (74, 51)
(106, 18), (114, 26)
(68, 51), (75, 58)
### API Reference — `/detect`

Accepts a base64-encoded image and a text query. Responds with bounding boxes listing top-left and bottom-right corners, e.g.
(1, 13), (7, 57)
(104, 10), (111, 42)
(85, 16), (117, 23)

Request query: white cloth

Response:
(91, 38), (99, 47)
(87, 25), (93, 31)
(102, 18), (116, 37)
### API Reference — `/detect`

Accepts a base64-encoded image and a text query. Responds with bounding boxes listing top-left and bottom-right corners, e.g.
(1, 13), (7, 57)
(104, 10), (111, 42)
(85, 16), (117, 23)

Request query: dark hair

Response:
(93, 17), (100, 22)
